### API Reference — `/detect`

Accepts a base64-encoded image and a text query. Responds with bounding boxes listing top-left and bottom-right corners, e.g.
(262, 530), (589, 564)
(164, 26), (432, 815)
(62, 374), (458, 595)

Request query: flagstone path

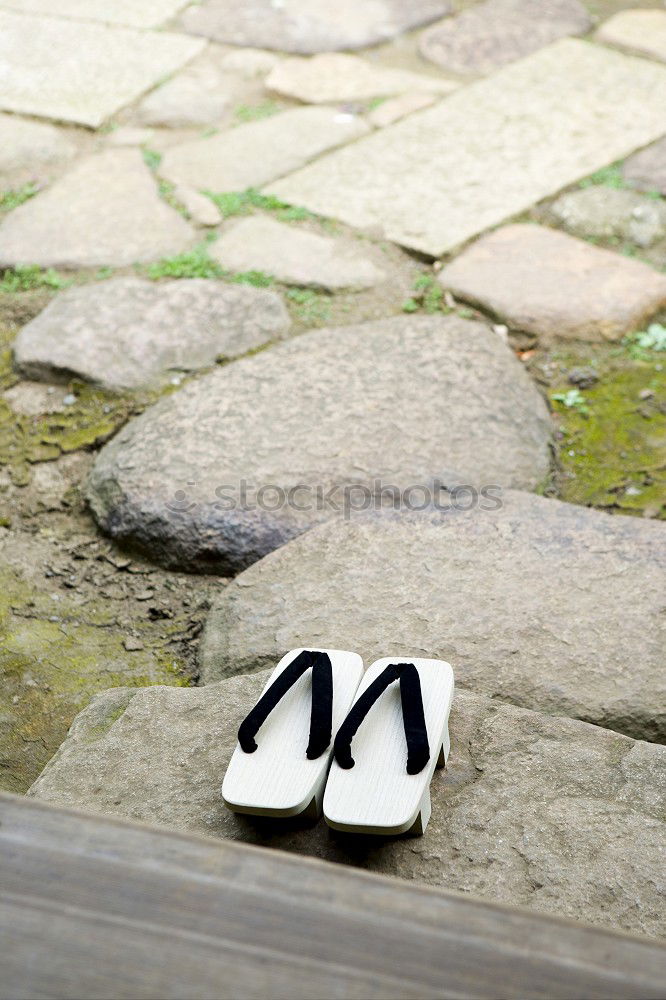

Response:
(1, 0), (665, 939)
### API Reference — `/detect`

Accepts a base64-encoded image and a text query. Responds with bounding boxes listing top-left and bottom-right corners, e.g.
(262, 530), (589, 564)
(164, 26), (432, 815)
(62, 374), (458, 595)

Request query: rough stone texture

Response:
(159, 107), (369, 192)
(420, 0), (592, 76)
(623, 137), (666, 196)
(13, 278), (291, 390)
(596, 9), (666, 63)
(0, 0), (190, 28)
(217, 48), (282, 78)
(267, 40), (666, 257)
(0, 10), (204, 127)
(438, 224), (666, 342)
(0, 114), (74, 180)
(0, 150), (195, 269)
(173, 186), (222, 226)
(86, 315), (552, 574)
(135, 53), (253, 128)
(368, 92), (437, 128)
(179, 0), (452, 54)
(202, 493), (666, 744)
(209, 217), (386, 289)
(266, 53), (457, 103)
(548, 187), (666, 248)
(28, 673), (666, 940)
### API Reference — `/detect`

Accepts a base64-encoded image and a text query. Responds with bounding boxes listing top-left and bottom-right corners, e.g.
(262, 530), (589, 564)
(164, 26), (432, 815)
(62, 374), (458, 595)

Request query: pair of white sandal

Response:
(222, 649), (455, 836)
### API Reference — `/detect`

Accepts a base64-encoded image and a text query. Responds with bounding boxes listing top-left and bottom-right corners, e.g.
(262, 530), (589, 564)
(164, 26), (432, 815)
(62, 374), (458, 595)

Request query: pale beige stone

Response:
(135, 54), (253, 128)
(0, 0), (190, 28)
(105, 126), (155, 148)
(267, 40), (666, 256)
(438, 224), (666, 342)
(159, 106), (369, 192)
(266, 53), (456, 103)
(368, 92), (437, 128)
(596, 9), (666, 63)
(0, 10), (204, 127)
(0, 113), (74, 178)
(173, 186), (222, 226)
(217, 47), (282, 78)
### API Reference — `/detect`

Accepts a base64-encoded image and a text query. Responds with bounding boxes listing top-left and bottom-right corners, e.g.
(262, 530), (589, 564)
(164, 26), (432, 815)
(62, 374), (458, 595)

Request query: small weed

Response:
(0, 184), (39, 212)
(142, 147), (162, 171)
(147, 245), (222, 280)
(232, 270), (273, 288)
(286, 287), (331, 325)
(552, 388), (591, 416)
(205, 187), (316, 222)
(234, 101), (281, 123)
(579, 163), (626, 190)
(95, 267), (114, 281)
(0, 266), (70, 293)
(623, 323), (666, 359)
(402, 273), (448, 314)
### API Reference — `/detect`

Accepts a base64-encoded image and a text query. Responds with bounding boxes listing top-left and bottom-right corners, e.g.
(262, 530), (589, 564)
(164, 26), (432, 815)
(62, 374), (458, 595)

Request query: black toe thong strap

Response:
(333, 662), (430, 775)
(238, 650), (333, 760)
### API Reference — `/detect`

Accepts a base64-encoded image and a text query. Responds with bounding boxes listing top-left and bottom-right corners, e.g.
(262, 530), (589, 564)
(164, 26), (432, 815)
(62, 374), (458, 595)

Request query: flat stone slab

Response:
(179, 0), (452, 54)
(159, 106), (369, 193)
(438, 224), (666, 342)
(209, 217), (386, 289)
(13, 278), (291, 390)
(0, 10), (204, 127)
(28, 673), (666, 939)
(0, 0), (190, 28)
(0, 149), (194, 269)
(266, 53), (457, 103)
(420, 0), (591, 76)
(135, 54), (252, 128)
(623, 137), (666, 196)
(86, 315), (552, 573)
(368, 92), (437, 128)
(548, 187), (666, 248)
(202, 492), (666, 744)
(0, 113), (74, 180)
(596, 9), (666, 63)
(267, 40), (666, 256)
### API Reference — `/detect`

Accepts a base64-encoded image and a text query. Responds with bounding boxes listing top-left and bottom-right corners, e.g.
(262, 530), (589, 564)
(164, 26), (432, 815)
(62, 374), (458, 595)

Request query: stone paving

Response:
(1, 0), (665, 939)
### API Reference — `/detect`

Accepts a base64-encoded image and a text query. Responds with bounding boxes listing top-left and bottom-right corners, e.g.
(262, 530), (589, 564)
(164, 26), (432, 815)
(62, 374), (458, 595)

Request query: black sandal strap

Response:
(238, 650), (333, 760)
(333, 662), (430, 775)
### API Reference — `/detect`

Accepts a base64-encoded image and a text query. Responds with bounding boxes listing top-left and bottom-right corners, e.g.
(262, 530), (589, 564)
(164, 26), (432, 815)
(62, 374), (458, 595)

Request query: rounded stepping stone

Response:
(420, 0), (592, 76)
(179, 0), (452, 54)
(210, 216), (386, 290)
(202, 490), (666, 745)
(595, 9), (666, 64)
(623, 137), (666, 196)
(438, 224), (666, 342)
(86, 314), (552, 573)
(0, 149), (195, 270)
(0, 113), (74, 180)
(266, 53), (457, 104)
(13, 278), (291, 391)
(0, 10), (204, 128)
(29, 673), (666, 940)
(158, 106), (369, 193)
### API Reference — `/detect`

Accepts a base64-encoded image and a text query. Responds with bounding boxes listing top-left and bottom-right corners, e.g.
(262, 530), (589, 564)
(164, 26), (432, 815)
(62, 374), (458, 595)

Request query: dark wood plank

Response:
(0, 792), (664, 999)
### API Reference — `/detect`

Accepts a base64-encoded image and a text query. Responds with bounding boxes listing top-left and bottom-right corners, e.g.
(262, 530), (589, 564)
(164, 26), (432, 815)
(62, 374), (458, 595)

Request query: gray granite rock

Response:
(438, 224), (666, 342)
(159, 106), (369, 192)
(0, 10), (204, 127)
(179, 0), (452, 54)
(0, 150), (195, 269)
(201, 492), (666, 744)
(266, 53), (457, 104)
(13, 278), (291, 390)
(0, 0), (190, 29)
(210, 216), (386, 289)
(0, 114), (74, 181)
(595, 9), (666, 64)
(623, 137), (666, 196)
(28, 673), (666, 939)
(267, 40), (666, 256)
(548, 187), (666, 248)
(86, 315), (552, 573)
(420, 0), (592, 76)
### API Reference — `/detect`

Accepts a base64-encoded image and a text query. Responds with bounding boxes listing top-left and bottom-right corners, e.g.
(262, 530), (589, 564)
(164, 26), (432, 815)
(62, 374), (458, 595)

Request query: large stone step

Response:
(28, 672), (666, 940)
(201, 491), (666, 744)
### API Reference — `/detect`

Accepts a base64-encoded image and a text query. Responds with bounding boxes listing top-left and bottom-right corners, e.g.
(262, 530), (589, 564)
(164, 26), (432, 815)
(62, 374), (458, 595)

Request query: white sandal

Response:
(323, 657), (454, 836)
(222, 648), (363, 819)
